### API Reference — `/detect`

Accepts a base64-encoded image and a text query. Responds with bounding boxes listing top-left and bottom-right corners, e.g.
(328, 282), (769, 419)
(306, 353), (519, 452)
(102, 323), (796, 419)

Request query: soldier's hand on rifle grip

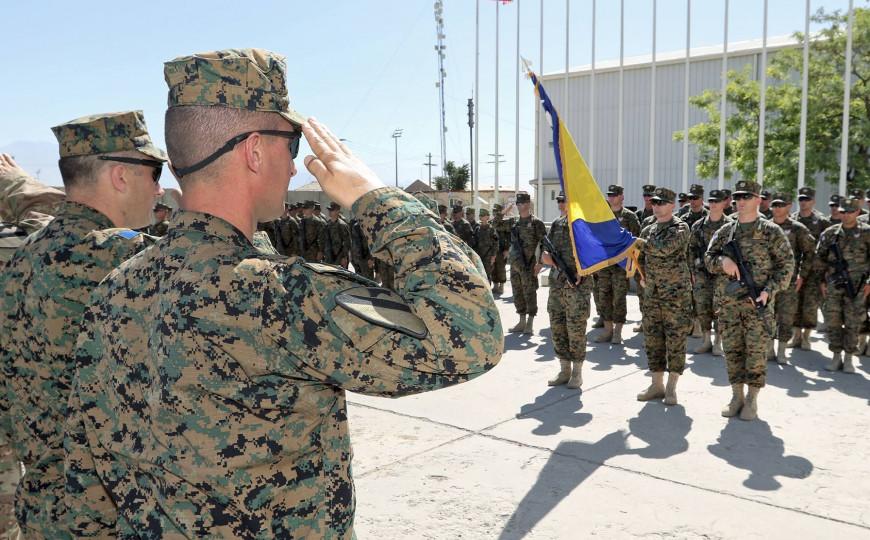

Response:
(756, 290), (769, 307)
(721, 256), (740, 280)
(541, 252), (555, 266)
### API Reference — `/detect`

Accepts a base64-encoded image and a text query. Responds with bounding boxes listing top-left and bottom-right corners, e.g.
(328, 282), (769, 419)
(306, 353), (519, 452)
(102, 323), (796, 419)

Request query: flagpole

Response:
(589, 0), (596, 175)
(514, 0), (521, 199)
(492, 0), (499, 213)
(718, 0), (729, 190)
(618, 0), (624, 187)
(564, 0), (570, 113)
(648, 0), (656, 187)
(682, 0), (690, 194)
(474, 0), (480, 210)
(757, 0), (768, 186)
(839, 0), (854, 196)
(537, 0), (544, 215)
(797, 0), (810, 192)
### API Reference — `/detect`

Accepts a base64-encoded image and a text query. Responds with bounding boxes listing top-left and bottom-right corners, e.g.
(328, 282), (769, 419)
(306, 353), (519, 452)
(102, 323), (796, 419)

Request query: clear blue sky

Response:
(0, 0), (854, 190)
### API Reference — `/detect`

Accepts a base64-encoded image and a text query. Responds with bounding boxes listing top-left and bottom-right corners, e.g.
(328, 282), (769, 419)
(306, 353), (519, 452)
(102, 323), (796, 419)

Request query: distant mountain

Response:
(0, 141), (62, 187)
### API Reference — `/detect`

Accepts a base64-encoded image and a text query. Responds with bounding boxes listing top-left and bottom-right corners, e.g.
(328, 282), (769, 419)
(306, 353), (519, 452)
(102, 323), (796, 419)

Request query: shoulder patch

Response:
(335, 286), (428, 339)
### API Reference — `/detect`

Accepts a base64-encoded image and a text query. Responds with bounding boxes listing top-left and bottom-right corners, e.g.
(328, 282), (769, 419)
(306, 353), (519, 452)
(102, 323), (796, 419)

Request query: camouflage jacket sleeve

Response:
(623, 209), (641, 237)
(263, 188), (502, 396)
(704, 222), (733, 276)
(340, 221), (351, 260)
(794, 224), (816, 281)
(0, 169), (65, 233)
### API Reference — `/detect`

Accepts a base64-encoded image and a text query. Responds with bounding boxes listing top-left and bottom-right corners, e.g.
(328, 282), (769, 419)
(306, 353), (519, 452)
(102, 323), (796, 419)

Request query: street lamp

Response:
(392, 128), (403, 187)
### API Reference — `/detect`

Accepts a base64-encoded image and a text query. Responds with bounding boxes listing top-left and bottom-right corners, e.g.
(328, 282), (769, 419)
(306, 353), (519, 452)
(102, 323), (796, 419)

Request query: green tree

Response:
(675, 6), (870, 192)
(434, 161), (470, 191)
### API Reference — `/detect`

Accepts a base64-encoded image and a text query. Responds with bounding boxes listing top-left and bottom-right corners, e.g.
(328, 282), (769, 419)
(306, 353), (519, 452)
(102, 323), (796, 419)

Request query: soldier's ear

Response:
(107, 163), (131, 194)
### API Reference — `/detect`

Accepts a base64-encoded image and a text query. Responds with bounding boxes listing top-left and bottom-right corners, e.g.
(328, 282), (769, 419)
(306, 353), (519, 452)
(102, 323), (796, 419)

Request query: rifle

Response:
(510, 223), (532, 271)
(541, 235), (578, 286)
(723, 236), (766, 316)
(827, 241), (859, 299)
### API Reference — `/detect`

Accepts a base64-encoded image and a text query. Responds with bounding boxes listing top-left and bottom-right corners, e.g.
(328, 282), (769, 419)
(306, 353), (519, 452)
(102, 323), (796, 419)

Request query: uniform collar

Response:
(57, 200), (116, 230)
(168, 210), (253, 251)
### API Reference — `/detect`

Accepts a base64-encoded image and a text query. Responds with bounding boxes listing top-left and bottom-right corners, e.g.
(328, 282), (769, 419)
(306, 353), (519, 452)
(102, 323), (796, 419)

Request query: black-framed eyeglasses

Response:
(174, 129), (302, 178)
(733, 193), (756, 201)
(98, 156), (163, 183)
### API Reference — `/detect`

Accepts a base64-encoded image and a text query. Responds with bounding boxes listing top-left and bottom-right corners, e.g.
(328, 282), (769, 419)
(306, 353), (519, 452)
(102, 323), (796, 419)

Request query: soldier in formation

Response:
(675, 183), (708, 229)
(689, 189), (730, 356)
(768, 192), (816, 364)
(509, 192), (546, 334)
(321, 201), (351, 267)
(543, 193), (591, 389)
(593, 185), (641, 344)
(635, 188), (693, 405)
(299, 199), (324, 261)
(146, 201), (171, 236)
(438, 204), (456, 234)
(474, 208), (499, 284)
(759, 190), (773, 219)
(790, 186), (831, 349)
(705, 180), (794, 421)
(452, 205), (475, 247)
(491, 202), (515, 295)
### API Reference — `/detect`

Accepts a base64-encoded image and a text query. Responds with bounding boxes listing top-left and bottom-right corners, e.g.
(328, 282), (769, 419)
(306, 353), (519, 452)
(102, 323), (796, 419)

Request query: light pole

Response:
(392, 128), (403, 187)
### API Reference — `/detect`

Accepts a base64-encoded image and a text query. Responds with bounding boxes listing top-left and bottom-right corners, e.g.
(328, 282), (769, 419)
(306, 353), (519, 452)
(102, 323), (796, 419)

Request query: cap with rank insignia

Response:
(829, 194), (841, 207)
(688, 184), (704, 197)
(606, 185), (623, 196)
(733, 180), (761, 196)
(515, 192), (531, 203)
(849, 187), (865, 199)
(798, 186), (816, 200)
(707, 189), (725, 203)
(651, 187), (676, 204)
(642, 184), (657, 196)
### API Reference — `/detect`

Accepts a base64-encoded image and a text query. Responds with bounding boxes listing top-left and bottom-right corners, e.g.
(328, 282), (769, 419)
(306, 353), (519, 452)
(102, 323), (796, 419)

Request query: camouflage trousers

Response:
(795, 277), (823, 328)
(693, 272), (716, 331)
(510, 264), (539, 316)
(635, 277), (645, 316)
(775, 283), (800, 340)
(823, 287), (867, 354)
(481, 259), (494, 284)
(595, 265), (630, 323)
(0, 437), (20, 540)
(547, 279), (593, 363)
(351, 257), (374, 280)
(492, 250), (507, 284)
(13, 458), (69, 540)
(376, 259), (395, 290)
(718, 296), (774, 387)
(642, 294), (692, 373)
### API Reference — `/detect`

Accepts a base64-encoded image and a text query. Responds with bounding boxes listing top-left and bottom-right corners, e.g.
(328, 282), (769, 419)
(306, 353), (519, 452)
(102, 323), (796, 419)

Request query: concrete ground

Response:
(347, 282), (870, 540)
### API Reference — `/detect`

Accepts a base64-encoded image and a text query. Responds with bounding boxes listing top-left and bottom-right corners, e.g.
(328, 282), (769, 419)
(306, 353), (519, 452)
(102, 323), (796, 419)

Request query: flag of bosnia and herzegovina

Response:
(528, 69), (641, 278)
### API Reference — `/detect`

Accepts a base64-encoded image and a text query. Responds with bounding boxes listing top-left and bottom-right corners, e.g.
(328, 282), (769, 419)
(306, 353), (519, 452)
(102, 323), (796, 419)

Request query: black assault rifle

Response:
(723, 238), (766, 316)
(541, 235), (578, 287)
(828, 242), (859, 299)
(510, 225), (533, 271)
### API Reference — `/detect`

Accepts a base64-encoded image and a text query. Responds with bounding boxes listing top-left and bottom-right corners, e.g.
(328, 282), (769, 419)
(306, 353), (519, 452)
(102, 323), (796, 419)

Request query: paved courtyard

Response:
(347, 281), (870, 539)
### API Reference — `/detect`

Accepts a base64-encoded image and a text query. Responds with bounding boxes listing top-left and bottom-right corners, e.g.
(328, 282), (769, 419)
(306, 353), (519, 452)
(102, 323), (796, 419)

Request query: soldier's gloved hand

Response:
(302, 118), (384, 208)
(721, 256), (740, 280)
(756, 290), (770, 306)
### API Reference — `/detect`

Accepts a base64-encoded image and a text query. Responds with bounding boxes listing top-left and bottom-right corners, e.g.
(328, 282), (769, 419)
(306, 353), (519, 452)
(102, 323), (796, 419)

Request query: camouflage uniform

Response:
(276, 214), (300, 256)
(473, 212), (499, 283)
(690, 213), (732, 332)
(705, 189), (794, 388)
(452, 213), (475, 248)
(595, 206), (641, 324)
(491, 206), (514, 288)
(792, 204), (831, 329)
(252, 229), (279, 254)
(299, 209), (324, 262)
(320, 217), (351, 267)
(0, 111), (165, 538)
(350, 218), (375, 280)
(145, 219), (170, 237)
(638, 215), (693, 374)
(771, 215), (816, 341)
(816, 216), (870, 355)
(509, 213), (546, 317)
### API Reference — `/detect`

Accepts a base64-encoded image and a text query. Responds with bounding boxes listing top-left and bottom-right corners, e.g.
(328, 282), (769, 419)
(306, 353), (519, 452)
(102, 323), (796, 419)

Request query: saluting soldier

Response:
(815, 197), (870, 373)
(689, 189), (731, 356)
(705, 181), (794, 421)
(790, 186), (831, 349)
(543, 192), (592, 390)
(509, 192), (546, 334)
(474, 208), (499, 284)
(492, 202), (515, 295)
(769, 192), (816, 364)
(593, 185), (641, 345)
(635, 188), (693, 405)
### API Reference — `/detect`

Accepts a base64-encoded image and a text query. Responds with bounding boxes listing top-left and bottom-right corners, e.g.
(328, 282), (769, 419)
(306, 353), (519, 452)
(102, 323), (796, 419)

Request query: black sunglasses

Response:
(174, 130), (302, 178)
(733, 193), (756, 201)
(650, 199), (671, 206)
(98, 156), (163, 183)
(687, 195), (701, 200)
(770, 202), (790, 208)
(841, 208), (860, 214)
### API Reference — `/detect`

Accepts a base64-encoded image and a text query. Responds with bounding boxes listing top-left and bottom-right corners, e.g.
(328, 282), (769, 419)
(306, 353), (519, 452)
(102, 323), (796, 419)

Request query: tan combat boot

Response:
(776, 340), (787, 365)
(694, 331), (713, 354)
(800, 328), (812, 350)
(843, 353), (856, 374)
(566, 361), (583, 389)
(740, 386), (760, 421)
(691, 319), (703, 338)
(594, 321), (613, 343)
(548, 360), (572, 386)
(592, 316), (604, 329)
(636, 372), (665, 401)
(611, 323), (623, 345)
(786, 328), (802, 348)
(663, 372), (680, 405)
(721, 384), (744, 417)
(712, 332), (724, 356)
(509, 314), (526, 333)
(523, 315), (535, 335)
(826, 351), (843, 372)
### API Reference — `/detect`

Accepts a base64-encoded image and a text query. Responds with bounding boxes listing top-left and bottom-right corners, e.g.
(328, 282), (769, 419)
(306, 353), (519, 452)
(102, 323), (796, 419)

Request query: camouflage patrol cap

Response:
(770, 192), (792, 204)
(302, 200), (315, 209)
(798, 186), (816, 200)
(707, 189), (726, 203)
(829, 194), (842, 206)
(314, 202), (322, 210)
(465, 207), (475, 216)
(760, 189), (771, 200)
(642, 184), (656, 196)
(722, 189), (733, 198)
(492, 203), (504, 212)
(51, 110), (167, 161)
(452, 205), (464, 214)
(153, 202), (171, 211)
(677, 192), (688, 203)
(515, 192), (531, 203)
(478, 208), (490, 217)
(164, 49), (305, 127)
(651, 187), (676, 204)
(688, 183), (704, 197)
(849, 187), (866, 200)
(556, 191), (565, 202)
(733, 180), (761, 196)
(606, 185), (623, 196)
(327, 202), (341, 211)
(412, 192), (439, 214)
(839, 197), (862, 213)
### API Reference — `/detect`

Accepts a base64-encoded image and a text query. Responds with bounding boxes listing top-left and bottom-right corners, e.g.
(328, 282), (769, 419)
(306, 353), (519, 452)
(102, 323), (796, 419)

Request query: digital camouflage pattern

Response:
(676, 206), (708, 230)
(145, 219), (170, 237)
(0, 201), (149, 538)
(276, 215), (300, 256)
(792, 208), (832, 328)
(320, 218), (351, 266)
(546, 215), (593, 364)
(164, 49), (305, 127)
(452, 217), (474, 248)
(816, 222), (870, 353)
(51, 110), (167, 161)
(65, 187), (502, 538)
(349, 219), (374, 280)
(690, 214), (732, 331)
(252, 229), (279, 254)
(706, 218), (794, 387)
(771, 217), (816, 340)
(638, 217), (693, 373)
(299, 214), (324, 262)
(491, 211), (515, 285)
(509, 215), (546, 316)
(473, 222), (499, 282)
(595, 207), (641, 324)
